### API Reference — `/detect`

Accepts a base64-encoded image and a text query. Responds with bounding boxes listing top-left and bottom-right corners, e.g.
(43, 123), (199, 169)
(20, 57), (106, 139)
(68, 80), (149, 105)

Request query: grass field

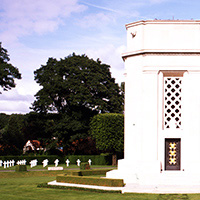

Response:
(1, 167), (200, 200)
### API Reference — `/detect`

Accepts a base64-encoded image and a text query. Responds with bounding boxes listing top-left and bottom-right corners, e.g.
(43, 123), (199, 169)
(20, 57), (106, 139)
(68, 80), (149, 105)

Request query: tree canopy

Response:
(31, 53), (123, 114)
(0, 42), (21, 93)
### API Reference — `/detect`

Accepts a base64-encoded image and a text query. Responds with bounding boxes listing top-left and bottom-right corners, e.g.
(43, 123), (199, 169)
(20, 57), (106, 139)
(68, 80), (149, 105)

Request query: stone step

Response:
(158, 172), (200, 185)
(122, 183), (200, 194)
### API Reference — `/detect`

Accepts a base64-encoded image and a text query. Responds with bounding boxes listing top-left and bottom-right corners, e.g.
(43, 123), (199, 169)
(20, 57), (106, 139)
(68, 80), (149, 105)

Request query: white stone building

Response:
(107, 20), (200, 192)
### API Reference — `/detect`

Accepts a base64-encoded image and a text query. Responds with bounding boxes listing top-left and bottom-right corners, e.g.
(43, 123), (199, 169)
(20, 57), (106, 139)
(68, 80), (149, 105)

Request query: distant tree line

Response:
(0, 112), (96, 155)
(0, 112), (124, 159)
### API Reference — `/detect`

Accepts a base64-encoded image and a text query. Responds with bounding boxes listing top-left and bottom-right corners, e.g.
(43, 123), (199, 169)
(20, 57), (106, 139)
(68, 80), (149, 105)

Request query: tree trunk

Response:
(112, 154), (117, 166)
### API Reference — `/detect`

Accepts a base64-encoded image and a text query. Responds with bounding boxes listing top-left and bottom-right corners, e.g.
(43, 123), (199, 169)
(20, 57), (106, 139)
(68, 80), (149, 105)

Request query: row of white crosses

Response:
(42, 159), (58, 167)
(42, 158), (92, 167)
(65, 159), (92, 167)
(1, 160), (15, 168)
(16, 160), (26, 165)
(0, 158), (93, 168)
(0, 159), (27, 168)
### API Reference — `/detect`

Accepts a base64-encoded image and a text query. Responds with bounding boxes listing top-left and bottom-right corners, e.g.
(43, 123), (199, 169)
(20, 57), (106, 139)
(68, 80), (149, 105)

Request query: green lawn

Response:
(0, 169), (200, 200)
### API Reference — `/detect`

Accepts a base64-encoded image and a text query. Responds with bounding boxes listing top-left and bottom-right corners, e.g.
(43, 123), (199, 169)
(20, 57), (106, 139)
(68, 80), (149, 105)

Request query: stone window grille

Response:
(163, 71), (184, 130)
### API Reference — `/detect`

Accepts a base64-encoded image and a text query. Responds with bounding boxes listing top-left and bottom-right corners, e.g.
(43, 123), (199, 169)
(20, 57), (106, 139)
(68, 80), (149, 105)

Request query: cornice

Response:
(125, 20), (200, 29)
(122, 49), (200, 60)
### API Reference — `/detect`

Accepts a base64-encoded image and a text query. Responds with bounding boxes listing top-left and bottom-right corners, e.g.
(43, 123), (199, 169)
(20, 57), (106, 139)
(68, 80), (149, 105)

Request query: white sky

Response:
(0, 0), (199, 114)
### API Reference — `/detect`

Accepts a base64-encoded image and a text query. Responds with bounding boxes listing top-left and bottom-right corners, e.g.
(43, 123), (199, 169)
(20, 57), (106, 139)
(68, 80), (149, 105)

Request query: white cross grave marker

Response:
(54, 159), (59, 167)
(88, 159), (92, 165)
(3, 161), (7, 168)
(66, 159), (70, 167)
(29, 160), (33, 168)
(76, 159), (81, 166)
(0, 160), (3, 167)
(21, 160), (25, 165)
(6, 160), (9, 168)
(30, 159), (38, 168)
(11, 160), (15, 166)
(7, 160), (10, 168)
(42, 159), (48, 167)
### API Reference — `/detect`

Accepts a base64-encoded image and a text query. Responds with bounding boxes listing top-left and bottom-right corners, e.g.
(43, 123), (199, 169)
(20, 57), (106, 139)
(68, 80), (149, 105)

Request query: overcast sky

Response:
(0, 0), (199, 114)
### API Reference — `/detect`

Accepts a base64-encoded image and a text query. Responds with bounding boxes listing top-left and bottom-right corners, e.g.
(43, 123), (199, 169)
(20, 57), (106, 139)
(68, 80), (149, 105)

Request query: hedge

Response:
(64, 169), (112, 176)
(80, 169), (112, 176)
(56, 175), (124, 187)
(0, 154), (112, 165)
(90, 113), (124, 153)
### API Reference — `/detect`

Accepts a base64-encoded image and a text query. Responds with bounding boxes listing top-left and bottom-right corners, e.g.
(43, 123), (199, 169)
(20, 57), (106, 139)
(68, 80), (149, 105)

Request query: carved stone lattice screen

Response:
(164, 77), (182, 129)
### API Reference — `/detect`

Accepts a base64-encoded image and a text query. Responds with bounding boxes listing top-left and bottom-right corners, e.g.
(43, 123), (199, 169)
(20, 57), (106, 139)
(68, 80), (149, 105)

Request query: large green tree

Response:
(0, 42), (21, 93)
(31, 53), (123, 155)
(31, 53), (123, 114)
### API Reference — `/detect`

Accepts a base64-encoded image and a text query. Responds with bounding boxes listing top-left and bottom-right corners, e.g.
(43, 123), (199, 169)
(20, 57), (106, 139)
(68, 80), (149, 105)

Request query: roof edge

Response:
(125, 20), (200, 29)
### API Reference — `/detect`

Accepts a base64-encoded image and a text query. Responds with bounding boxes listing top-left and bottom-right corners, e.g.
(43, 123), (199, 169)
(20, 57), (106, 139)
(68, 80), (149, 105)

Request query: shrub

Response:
(15, 165), (27, 172)
(64, 169), (111, 176)
(80, 162), (90, 170)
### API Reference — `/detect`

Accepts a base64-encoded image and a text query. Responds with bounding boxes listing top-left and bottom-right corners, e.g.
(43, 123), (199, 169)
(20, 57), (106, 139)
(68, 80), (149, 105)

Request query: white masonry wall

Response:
(107, 20), (200, 185)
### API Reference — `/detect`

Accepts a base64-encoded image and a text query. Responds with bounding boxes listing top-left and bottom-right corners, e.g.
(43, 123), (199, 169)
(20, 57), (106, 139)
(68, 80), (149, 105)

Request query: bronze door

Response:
(165, 138), (181, 170)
